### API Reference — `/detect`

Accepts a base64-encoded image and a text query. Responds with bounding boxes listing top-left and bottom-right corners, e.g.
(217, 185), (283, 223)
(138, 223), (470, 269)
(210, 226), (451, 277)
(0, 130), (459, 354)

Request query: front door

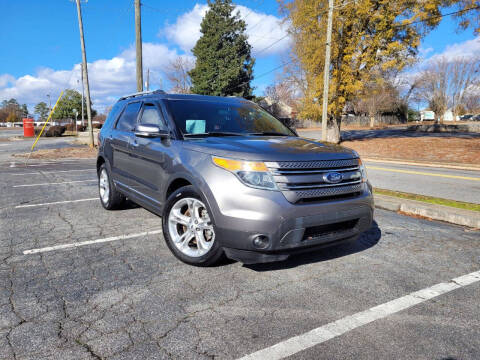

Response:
(129, 101), (172, 206)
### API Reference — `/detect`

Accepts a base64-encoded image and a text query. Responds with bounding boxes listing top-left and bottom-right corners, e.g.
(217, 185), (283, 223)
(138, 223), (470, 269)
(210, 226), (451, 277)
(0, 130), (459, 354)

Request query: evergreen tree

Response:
(34, 102), (49, 121)
(52, 89), (96, 120)
(189, 0), (254, 98)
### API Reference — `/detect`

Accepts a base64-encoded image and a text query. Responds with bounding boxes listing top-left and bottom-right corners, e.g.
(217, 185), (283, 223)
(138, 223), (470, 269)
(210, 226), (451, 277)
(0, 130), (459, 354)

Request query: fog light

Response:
(252, 235), (270, 249)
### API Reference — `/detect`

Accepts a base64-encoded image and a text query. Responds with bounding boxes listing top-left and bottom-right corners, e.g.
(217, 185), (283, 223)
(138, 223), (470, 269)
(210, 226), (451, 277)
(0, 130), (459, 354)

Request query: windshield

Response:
(166, 99), (295, 137)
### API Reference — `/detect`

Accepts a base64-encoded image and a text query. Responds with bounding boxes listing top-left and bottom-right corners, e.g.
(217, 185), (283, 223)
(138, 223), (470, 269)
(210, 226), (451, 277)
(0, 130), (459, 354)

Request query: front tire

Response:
(98, 163), (125, 210)
(162, 186), (224, 266)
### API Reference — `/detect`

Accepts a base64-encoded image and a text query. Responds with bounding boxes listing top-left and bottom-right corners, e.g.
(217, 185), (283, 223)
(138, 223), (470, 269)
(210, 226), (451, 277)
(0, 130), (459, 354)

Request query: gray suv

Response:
(97, 90), (374, 266)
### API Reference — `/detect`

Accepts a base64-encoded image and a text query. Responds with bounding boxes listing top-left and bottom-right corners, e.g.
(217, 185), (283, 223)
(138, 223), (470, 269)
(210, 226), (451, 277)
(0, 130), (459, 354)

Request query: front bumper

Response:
(202, 167), (374, 263)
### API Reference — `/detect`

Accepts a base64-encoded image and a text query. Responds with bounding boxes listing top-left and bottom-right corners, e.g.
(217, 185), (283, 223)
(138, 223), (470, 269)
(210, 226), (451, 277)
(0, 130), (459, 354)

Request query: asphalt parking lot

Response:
(1, 159), (479, 360)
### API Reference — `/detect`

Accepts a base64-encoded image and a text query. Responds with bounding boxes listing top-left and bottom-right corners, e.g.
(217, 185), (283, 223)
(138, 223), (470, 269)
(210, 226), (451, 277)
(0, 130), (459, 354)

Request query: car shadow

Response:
(244, 221), (381, 272)
(111, 199), (141, 211)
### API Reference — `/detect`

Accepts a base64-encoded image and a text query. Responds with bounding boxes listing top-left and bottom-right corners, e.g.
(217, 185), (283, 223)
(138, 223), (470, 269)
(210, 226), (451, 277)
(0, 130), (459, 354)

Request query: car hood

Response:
(182, 136), (356, 161)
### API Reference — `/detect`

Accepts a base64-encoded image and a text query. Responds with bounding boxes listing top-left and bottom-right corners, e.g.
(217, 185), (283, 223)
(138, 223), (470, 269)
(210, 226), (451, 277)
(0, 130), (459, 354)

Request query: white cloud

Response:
(0, 74), (15, 88)
(163, 3), (291, 56)
(428, 36), (480, 62)
(0, 42), (183, 112)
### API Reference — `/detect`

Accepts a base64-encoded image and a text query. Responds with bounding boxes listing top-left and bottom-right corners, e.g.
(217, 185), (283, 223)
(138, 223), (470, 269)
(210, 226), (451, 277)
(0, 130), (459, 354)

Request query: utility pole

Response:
(80, 69), (85, 126)
(135, 0), (143, 92)
(46, 94), (51, 124)
(321, 0), (334, 142)
(145, 68), (150, 91)
(77, 78), (85, 127)
(75, 0), (94, 147)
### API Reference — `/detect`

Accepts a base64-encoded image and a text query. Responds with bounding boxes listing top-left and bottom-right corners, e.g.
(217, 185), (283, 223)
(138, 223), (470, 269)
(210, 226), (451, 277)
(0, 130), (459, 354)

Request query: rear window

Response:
(115, 102), (141, 131)
(103, 100), (125, 129)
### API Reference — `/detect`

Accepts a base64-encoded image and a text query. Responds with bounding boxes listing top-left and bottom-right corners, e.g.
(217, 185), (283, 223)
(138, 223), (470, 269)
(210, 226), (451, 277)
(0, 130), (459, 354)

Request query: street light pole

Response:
(321, 0), (334, 142)
(46, 94), (51, 125)
(74, 0), (94, 147)
(77, 77), (85, 127)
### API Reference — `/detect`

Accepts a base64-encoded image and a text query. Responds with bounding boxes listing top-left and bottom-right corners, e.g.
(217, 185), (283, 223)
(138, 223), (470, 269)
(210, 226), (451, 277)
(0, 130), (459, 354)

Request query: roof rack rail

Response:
(119, 89), (166, 100)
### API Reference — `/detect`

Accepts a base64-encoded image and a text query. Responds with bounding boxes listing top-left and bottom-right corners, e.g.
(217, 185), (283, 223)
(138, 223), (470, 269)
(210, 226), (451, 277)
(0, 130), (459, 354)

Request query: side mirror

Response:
(134, 124), (169, 139)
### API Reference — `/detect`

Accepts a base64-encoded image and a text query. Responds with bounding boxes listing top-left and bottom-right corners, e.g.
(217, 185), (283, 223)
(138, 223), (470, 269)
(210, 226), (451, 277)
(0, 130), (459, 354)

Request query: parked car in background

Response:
(96, 90), (374, 266)
(459, 114), (474, 121)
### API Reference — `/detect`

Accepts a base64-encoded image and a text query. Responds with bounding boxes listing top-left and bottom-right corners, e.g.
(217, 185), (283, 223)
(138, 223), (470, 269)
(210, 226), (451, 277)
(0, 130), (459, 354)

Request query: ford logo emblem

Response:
(323, 172), (343, 184)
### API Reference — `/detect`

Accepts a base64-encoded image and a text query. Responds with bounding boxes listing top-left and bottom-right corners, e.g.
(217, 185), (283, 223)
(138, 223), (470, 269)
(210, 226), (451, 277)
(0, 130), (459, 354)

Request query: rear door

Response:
(110, 101), (142, 187)
(129, 101), (171, 206)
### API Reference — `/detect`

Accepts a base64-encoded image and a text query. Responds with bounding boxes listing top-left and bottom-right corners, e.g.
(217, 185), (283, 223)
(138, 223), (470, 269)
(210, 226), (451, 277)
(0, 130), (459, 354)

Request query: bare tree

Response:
(415, 56), (480, 122)
(264, 82), (296, 105)
(462, 89), (480, 114)
(165, 57), (195, 94)
(354, 69), (403, 127)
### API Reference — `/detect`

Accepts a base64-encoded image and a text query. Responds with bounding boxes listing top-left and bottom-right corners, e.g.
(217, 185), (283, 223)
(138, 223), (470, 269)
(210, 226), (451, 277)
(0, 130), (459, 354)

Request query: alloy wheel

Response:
(167, 197), (215, 257)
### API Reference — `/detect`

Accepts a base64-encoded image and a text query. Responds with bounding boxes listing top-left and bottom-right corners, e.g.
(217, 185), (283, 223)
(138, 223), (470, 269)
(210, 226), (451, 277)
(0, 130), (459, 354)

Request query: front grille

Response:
(266, 159), (363, 203)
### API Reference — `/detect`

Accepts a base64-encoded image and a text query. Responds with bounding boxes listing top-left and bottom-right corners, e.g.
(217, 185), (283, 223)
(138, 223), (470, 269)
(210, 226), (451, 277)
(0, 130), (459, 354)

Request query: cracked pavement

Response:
(0, 157), (479, 359)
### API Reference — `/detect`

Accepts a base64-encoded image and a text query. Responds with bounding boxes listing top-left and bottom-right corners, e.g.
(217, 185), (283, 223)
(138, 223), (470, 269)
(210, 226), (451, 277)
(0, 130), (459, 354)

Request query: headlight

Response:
(358, 158), (368, 182)
(212, 156), (278, 190)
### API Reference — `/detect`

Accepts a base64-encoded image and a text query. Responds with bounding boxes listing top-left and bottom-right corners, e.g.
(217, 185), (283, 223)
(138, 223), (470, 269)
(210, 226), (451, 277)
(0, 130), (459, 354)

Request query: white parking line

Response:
(23, 230), (163, 254)
(238, 269), (480, 360)
(15, 198), (97, 208)
(13, 179), (96, 187)
(10, 169), (94, 176)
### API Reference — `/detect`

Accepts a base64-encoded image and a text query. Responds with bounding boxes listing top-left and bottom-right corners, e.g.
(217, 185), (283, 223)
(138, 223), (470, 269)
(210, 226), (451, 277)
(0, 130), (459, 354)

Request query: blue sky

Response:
(0, 0), (478, 112)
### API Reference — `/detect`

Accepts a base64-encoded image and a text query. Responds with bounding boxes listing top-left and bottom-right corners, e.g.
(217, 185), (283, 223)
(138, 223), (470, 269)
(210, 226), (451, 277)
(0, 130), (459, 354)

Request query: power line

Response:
(392, 5), (480, 28)
(254, 33), (290, 56)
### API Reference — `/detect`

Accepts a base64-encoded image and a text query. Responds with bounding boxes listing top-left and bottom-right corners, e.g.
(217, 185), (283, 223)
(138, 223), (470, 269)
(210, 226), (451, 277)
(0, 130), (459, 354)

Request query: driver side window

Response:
(140, 103), (166, 130)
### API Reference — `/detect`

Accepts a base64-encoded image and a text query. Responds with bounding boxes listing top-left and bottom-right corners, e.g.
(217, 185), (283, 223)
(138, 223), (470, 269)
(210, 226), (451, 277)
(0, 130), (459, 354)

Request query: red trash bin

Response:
(23, 118), (35, 137)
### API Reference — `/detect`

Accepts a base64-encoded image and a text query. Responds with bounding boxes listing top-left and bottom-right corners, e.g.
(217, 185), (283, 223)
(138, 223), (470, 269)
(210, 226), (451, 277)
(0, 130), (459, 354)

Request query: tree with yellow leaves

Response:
(281, 0), (477, 142)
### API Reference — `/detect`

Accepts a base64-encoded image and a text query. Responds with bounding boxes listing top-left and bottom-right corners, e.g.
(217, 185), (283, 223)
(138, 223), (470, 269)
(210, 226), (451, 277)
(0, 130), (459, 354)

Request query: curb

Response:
(374, 194), (480, 229)
(364, 158), (480, 172)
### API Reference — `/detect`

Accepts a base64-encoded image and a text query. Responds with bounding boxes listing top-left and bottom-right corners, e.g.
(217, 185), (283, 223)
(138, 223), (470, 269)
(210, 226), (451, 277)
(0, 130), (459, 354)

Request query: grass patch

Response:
(373, 188), (480, 212)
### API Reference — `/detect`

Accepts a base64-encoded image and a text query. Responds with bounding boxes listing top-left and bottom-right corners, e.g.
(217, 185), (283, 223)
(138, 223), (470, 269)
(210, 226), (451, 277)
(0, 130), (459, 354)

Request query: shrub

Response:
(44, 125), (66, 137)
(65, 123), (86, 132)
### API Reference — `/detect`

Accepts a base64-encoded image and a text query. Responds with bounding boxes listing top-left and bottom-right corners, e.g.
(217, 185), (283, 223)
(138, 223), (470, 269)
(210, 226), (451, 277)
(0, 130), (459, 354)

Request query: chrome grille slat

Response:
(269, 159), (363, 202)
(266, 158), (359, 169)
(270, 166), (359, 175)
(279, 179), (362, 190)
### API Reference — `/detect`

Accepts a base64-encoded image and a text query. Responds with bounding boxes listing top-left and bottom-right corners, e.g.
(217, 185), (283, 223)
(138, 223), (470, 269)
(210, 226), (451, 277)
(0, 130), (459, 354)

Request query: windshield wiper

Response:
(183, 131), (244, 138)
(248, 131), (290, 136)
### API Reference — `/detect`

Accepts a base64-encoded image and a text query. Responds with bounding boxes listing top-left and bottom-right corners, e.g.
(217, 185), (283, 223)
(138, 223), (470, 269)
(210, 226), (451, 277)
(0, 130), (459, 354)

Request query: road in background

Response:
(0, 128), (23, 138)
(0, 129), (81, 162)
(365, 161), (480, 204)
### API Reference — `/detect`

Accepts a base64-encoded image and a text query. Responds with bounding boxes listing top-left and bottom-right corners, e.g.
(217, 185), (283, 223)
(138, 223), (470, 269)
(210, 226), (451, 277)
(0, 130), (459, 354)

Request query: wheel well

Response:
(96, 156), (105, 174)
(166, 178), (192, 199)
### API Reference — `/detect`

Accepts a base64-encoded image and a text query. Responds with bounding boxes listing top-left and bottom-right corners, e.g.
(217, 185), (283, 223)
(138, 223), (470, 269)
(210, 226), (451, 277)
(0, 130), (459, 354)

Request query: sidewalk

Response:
(375, 194), (480, 229)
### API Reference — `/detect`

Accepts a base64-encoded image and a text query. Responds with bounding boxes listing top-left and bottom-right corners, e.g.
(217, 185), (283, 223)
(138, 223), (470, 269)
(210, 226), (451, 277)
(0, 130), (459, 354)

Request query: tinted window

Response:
(167, 99), (294, 136)
(103, 100), (125, 129)
(116, 102), (141, 131)
(140, 103), (166, 130)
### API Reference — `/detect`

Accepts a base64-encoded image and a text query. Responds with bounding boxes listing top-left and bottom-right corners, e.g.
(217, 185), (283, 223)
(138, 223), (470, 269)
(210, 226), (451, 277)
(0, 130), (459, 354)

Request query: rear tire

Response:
(162, 185), (224, 266)
(98, 163), (125, 210)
